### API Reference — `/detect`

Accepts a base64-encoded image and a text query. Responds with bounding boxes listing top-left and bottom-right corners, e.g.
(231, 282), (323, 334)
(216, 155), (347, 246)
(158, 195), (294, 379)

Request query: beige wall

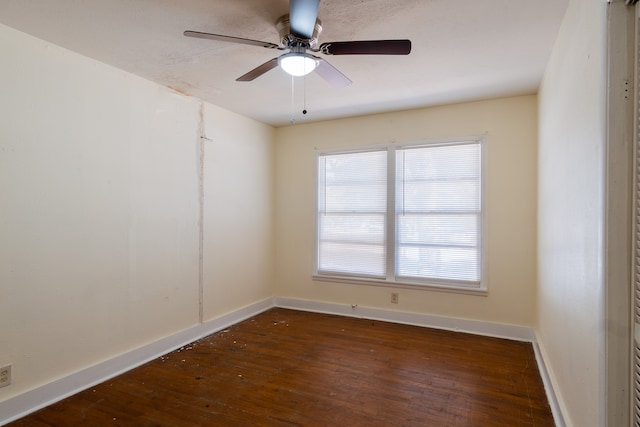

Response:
(275, 96), (538, 327)
(202, 103), (275, 319)
(537, 0), (607, 425)
(0, 24), (274, 401)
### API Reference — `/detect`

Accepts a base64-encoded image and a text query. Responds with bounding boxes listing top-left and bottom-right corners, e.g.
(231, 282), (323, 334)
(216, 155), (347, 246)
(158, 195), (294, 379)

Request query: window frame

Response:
(313, 136), (488, 295)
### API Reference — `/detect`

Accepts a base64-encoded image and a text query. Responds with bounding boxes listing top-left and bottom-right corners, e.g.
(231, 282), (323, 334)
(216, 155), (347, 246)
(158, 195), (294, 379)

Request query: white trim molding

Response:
(533, 333), (567, 427)
(274, 297), (534, 341)
(605, 1), (634, 426)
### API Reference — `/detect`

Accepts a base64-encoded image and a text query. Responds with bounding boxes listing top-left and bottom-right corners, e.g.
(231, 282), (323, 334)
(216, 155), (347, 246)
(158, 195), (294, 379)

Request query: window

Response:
(315, 137), (486, 292)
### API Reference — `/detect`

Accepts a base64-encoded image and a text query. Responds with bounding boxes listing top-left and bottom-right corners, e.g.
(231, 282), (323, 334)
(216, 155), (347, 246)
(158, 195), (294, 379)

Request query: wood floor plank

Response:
(8, 308), (554, 426)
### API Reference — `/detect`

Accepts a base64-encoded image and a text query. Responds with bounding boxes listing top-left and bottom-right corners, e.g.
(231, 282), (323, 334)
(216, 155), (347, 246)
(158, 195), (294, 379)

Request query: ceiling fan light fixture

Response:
(279, 53), (318, 76)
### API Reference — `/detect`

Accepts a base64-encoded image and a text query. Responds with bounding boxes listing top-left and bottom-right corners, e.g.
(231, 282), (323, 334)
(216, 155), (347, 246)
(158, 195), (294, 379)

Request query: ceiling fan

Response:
(184, 0), (411, 87)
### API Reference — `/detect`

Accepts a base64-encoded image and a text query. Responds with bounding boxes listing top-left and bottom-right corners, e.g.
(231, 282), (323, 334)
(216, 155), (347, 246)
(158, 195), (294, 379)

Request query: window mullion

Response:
(386, 145), (396, 281)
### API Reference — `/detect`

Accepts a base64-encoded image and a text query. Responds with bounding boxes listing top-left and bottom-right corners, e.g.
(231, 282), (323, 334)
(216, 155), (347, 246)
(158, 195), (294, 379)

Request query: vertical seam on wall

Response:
(197, 102), (205, 324)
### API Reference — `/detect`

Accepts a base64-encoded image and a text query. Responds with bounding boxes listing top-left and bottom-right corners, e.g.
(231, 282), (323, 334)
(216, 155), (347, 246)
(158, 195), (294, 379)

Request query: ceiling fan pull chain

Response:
(303, 74), (308, 116)
(290, 75), (296, 124)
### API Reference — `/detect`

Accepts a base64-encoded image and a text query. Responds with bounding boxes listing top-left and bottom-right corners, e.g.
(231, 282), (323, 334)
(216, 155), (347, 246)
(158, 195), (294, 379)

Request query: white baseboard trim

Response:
(533, 332), (567, 427)
(0, 297), (274, 426)
(274, 297), (536, 341)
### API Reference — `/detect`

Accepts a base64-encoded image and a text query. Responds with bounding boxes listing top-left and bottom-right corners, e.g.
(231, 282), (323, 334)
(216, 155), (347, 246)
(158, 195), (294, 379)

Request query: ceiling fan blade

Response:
(289, 0), (320, 39)
(184, 31), (281, 49)
(319, 40), (412, 55)
(236, 58), (280, 81)
(314, 59), (352, 88)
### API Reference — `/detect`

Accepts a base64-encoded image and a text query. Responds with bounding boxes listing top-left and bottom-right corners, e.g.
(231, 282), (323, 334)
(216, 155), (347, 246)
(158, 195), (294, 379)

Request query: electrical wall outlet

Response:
(391, 292), (399, 304)
(0, 365), (11, 388)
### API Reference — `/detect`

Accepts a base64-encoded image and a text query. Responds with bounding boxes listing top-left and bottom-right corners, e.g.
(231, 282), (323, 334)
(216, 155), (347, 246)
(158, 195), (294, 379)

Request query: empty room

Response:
(0, 0), (636, 426)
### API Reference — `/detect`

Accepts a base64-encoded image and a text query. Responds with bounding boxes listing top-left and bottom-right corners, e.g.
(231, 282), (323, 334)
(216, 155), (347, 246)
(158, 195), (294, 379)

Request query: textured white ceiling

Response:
(0, 0), (569, 126)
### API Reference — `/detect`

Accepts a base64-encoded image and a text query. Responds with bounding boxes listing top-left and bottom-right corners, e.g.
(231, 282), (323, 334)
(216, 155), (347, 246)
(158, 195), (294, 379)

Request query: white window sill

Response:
(312, 274), (488, 296)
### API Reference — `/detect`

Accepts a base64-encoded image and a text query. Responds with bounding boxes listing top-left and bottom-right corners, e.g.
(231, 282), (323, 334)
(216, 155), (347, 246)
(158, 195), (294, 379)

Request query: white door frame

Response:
(604, 1), (634, 426)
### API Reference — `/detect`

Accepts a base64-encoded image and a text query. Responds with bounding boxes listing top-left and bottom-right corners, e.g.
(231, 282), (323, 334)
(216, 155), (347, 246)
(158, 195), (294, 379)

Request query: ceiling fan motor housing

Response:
(276, 14), (322, 48)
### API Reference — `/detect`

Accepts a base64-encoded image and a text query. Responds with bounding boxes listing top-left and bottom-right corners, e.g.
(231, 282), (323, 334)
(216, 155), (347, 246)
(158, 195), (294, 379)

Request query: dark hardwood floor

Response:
(9, 308), (554, 426)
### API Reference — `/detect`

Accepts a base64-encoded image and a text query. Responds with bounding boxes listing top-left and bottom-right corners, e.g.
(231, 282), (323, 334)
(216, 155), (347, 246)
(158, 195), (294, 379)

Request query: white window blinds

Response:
(395, 142), (481, 284)
(317, 150), (387, 277)
(316, 138), (484, 290)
